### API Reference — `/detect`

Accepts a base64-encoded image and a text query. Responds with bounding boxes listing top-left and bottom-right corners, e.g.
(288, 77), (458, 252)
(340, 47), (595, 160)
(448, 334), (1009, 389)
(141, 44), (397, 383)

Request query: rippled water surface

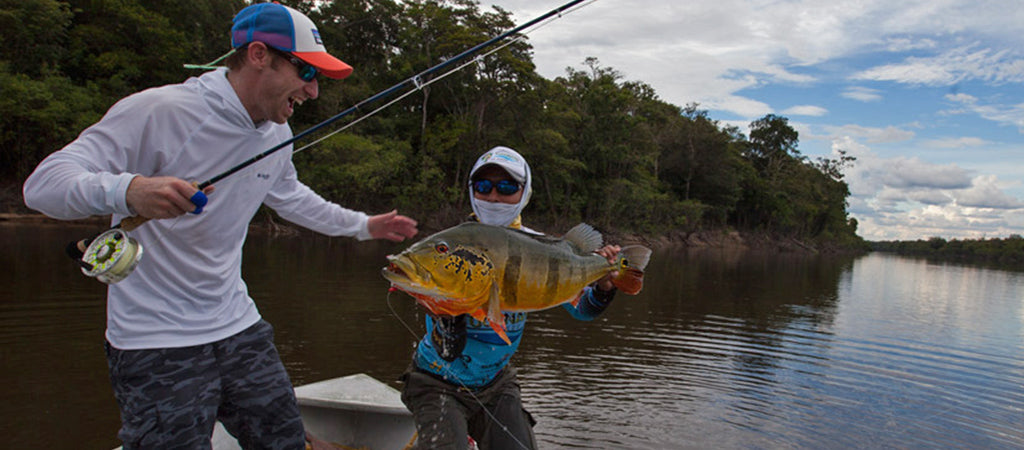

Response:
(2, 224), (1023, 449)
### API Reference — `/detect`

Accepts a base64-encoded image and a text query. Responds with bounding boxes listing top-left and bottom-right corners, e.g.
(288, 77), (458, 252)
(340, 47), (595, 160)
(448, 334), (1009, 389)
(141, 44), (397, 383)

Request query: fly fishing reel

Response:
(77, 228), (144, 284)
(66, 186), (207, 283)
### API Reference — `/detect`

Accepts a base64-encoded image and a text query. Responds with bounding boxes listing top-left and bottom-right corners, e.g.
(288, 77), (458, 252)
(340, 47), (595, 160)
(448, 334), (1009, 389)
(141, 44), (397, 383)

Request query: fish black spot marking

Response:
(444, 257), (468, 280)
(452, 248), (487, 266)
(449, 248), (492, 282)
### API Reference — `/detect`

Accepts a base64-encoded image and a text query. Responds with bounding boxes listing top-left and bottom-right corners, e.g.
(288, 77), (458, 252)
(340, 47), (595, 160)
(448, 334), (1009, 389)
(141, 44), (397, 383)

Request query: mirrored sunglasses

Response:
(472, 179), (521, 196)
(269, 47), (318, 82)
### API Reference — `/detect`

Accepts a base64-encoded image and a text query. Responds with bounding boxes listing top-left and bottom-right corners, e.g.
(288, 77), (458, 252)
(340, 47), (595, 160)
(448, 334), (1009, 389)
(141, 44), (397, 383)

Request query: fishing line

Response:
(292, 0), (598, 155)
(68, 0), (596, 284)
(386, 289), (422, 341)
(352, 4), (598, 446)
(293, 36), (524, 155)
(193, 0), (592, 192)
(385, 290), (531, 450)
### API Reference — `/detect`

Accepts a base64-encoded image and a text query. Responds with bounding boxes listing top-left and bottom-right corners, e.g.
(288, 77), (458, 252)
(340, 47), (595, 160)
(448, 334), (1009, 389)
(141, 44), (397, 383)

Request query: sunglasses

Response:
(268, 47), (318, 82)
(472, 179), (522, 196)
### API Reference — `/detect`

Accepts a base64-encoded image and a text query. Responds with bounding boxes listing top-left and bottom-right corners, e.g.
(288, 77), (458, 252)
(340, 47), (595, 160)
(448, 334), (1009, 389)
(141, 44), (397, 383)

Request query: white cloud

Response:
(852, 46), (1024, 86)
(704, 95), (773, 118)
(945, 93), (978, 104)
(830, 136), (1022, 240)
(483, 0), (1024, 240)
(922, 137), (990, 148)
(823, 124), (915, 144)
(841, 87), (883, 102)
(855, 203), (1020, 241)
(954, 175), (1024, 209)
(909, 190), (955, 205)
(883, 37), (938, 52)
(944, 93), (1024, 132)
(876, 158), (972, 190)
(782, 105), (828, 117)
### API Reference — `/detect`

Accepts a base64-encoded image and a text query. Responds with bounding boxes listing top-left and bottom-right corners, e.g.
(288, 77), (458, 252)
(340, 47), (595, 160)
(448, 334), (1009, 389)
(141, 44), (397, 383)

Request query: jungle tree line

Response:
(871, 235), (1024, 267)
(0, 0), (863, 247)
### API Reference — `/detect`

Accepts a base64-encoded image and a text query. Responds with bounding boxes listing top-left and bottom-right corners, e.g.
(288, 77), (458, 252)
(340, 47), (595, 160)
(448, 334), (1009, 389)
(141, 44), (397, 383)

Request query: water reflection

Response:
(2, 224), (1023, 449)
(519, 249), (1024, 449)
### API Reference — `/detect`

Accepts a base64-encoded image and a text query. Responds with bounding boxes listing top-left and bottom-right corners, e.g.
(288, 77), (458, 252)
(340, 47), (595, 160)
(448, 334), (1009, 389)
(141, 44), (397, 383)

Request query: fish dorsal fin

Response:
(564, 223), (603, 252)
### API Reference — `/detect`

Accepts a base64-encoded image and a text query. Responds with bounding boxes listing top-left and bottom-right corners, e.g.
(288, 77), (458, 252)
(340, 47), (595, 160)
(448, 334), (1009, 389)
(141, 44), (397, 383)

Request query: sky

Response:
(478, 0), (1024, 241)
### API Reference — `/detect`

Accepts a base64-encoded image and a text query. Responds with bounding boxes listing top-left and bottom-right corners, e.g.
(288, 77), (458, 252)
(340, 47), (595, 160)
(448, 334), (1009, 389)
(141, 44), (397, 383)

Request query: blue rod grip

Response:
(190, 191), (209, 214)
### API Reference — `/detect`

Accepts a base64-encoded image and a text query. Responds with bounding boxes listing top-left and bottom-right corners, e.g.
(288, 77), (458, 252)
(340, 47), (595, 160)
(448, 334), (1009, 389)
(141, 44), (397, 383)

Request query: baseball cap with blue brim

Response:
(231, 2), (353, 79)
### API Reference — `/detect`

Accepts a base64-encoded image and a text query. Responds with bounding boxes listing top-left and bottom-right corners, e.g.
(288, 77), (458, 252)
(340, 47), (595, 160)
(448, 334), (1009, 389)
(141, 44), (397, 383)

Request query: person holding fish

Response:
(390, 146), (651, 450)
(23, 3), (418, 449)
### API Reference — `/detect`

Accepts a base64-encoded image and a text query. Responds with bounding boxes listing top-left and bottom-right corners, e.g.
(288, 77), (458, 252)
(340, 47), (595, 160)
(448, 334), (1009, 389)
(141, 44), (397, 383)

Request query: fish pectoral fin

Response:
(488, 318), (511, 345)
(570, 291), (585, 308)
(469, 308), (488, 323)
(486, 280), (511, 345)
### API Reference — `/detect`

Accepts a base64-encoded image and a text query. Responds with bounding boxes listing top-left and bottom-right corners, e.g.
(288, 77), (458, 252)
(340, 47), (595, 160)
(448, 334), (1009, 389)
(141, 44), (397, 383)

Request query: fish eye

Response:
(435, 243), (449, 253)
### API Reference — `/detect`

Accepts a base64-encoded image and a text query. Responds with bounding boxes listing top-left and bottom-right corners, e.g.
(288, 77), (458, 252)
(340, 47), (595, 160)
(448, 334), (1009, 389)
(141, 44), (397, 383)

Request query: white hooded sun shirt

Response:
(24, 69), (372, 350)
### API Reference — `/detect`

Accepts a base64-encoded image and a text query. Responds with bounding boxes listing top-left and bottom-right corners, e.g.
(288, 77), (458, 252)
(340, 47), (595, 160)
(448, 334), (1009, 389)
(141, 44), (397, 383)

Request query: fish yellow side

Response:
(382, 222), (652, 343)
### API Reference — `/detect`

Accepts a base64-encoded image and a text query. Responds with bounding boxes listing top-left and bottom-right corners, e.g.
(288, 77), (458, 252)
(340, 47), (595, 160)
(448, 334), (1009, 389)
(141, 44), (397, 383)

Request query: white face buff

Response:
(468, 146), (533, 228)
(471, 198), (523, 227)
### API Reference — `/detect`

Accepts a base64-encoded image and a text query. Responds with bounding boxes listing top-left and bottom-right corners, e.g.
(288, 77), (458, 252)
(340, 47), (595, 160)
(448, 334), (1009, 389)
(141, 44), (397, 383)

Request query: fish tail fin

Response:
(611, 245), (653, 295)
(611, 267), (645, 295)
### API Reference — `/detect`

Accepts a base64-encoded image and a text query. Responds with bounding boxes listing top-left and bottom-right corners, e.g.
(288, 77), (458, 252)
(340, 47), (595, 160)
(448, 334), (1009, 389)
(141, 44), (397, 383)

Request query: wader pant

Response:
(105, 320), (305, 450)
(401, 365), (537, 450)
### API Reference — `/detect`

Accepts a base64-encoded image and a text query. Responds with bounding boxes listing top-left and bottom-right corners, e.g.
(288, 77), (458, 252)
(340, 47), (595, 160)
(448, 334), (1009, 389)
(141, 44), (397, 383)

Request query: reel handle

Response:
(120, 215), (149, 231)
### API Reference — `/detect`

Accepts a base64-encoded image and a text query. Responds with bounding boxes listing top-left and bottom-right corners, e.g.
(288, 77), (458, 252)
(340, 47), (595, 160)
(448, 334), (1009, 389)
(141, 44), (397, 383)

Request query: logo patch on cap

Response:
(492, 153), (519, 163)
(312, 29), (322, 45)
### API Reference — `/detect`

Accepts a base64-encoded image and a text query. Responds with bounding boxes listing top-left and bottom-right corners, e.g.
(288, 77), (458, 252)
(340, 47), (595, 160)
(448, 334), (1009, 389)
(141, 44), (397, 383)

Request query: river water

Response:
(2, 223), (1022, 449)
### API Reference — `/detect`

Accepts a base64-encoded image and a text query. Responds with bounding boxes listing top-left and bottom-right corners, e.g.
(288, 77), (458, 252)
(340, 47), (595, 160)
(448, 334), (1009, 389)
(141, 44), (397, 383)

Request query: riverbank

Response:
(2, 177), (864, 253)
(1, 211), (860, 255)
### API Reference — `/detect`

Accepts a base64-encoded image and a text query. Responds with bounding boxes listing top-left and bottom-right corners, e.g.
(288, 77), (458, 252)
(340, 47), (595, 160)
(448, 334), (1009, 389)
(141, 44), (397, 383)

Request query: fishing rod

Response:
(200, 0), (588, 191)
(71, 0), (591, 283)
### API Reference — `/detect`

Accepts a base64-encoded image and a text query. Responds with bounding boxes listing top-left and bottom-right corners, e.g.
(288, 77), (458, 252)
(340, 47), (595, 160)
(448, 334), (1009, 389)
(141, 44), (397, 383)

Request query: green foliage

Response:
(0, 63), (104, 178)
(3, 0), (864, 249)
(293, 133), (411, 209)
(0, 0), (243, 179)
(0, 0), (73, 77)
(872, 235), (1024, 267)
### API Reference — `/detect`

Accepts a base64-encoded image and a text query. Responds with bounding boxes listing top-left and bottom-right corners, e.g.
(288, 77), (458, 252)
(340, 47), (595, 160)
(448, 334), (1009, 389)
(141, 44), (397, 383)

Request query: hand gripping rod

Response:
(70, 0), (589, 262)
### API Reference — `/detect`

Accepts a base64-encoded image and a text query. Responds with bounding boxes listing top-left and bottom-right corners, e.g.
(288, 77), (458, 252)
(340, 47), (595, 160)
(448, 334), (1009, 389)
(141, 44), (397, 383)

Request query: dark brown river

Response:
(2, 223), (1022, 449)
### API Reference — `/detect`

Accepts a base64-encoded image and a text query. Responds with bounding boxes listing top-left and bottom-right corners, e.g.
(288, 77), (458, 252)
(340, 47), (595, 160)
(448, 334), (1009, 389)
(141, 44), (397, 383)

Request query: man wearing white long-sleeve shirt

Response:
(22, 3), (417, 449)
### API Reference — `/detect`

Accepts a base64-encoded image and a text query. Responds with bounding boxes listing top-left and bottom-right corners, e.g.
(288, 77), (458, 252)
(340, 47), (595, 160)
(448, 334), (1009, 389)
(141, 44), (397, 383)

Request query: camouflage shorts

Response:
(400, 365), (537, 450)
(105, 320), (304, 450)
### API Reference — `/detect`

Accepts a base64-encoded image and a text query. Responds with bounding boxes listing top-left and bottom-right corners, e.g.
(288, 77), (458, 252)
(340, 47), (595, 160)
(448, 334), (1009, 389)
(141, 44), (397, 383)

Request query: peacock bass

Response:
(382, 222), (652, 344)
